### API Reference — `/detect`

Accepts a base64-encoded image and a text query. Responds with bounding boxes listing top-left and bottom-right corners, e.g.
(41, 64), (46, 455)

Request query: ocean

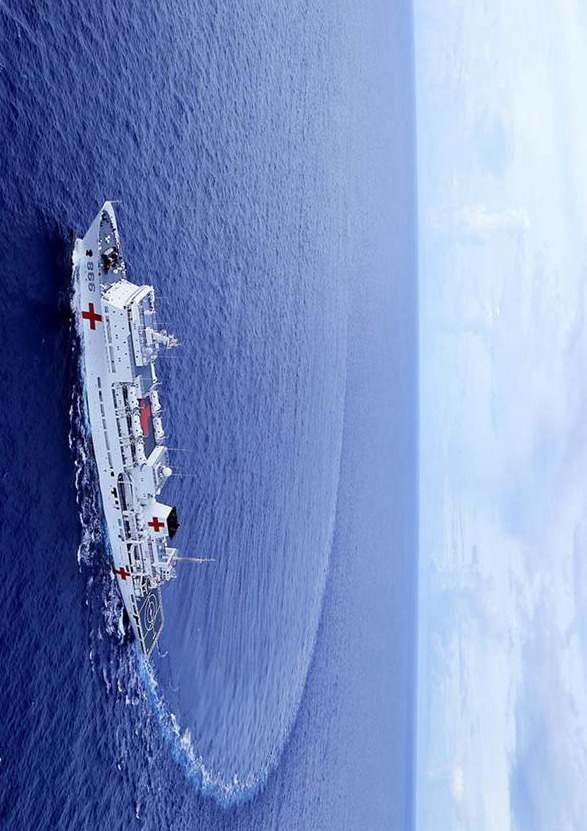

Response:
(0, 0), (418, 829)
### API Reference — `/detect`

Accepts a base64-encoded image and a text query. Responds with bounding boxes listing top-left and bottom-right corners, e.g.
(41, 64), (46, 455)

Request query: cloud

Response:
(472, 111), (514, 177)
(460, 205), (530, 237)
(416, 0), (587, 829)
(509, 603), (587, 831)
(451, 766), (465, 804)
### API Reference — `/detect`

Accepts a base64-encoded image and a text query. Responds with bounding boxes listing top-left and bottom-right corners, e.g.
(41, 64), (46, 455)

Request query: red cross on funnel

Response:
(148, 516), (165, 532)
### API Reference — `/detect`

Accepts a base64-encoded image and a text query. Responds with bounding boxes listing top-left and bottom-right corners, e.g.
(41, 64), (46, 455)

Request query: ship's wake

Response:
(68, 266), (349, 808)
(68, 305), (257, 806)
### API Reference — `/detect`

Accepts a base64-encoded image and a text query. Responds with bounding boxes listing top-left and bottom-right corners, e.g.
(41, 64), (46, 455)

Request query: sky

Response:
(415, 1), (587, 829)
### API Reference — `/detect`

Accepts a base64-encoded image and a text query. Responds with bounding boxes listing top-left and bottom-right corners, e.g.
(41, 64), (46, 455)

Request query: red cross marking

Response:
(81, 302), (103, 330)
(148, 516), (165, 532)
(114, 566), (130, 580)
(140, 399), (151, 437)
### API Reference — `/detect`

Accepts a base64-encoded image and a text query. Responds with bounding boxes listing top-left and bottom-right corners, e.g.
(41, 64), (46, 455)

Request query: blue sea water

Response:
(0, 1), (418, 829)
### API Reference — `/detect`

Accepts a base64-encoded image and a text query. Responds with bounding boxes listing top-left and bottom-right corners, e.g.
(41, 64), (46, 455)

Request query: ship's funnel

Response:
(144, 501), (180, 539)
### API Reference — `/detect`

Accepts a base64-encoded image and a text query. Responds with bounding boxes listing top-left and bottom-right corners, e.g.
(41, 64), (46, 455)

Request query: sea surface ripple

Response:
(0, 0), (418, 827)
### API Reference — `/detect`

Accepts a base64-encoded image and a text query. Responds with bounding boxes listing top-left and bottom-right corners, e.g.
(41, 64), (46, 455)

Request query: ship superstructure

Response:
(72, 202), (179, 656)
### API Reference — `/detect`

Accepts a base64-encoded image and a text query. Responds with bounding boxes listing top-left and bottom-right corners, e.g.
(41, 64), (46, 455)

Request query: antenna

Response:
(150, 328), (179, 350)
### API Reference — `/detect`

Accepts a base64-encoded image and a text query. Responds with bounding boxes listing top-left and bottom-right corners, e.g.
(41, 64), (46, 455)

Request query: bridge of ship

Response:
(98, 209), (127, 286)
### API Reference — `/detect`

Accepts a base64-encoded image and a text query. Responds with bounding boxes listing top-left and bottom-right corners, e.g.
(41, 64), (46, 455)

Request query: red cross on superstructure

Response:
(114, 566), (131, 581)
(140, 399), (151, 436)
(81, 302), (103, 330)
(148, 516), (165, 532)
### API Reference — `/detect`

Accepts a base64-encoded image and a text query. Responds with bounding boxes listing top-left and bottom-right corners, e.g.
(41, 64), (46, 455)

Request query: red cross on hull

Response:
(148, 516), (165, 532)
(81, 302), (103, 330)
(114, 566), (131, 581)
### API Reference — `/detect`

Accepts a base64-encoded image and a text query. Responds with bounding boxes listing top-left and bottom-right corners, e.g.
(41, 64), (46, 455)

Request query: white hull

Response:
(72, 203), (178, 656)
